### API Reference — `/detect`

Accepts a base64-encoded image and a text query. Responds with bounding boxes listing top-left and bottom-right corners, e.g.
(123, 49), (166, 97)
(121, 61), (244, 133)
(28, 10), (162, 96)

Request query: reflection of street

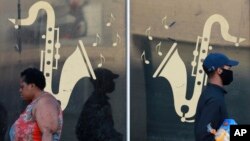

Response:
(66, 0), (89, 38)
(7, 0), (89, 44)
(46, 0), (88, 38)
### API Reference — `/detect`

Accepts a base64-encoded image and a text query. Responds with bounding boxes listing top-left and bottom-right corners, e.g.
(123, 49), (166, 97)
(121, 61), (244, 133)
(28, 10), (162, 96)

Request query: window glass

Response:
(131, 0), (250, 140)
(0, 0), (126, 140)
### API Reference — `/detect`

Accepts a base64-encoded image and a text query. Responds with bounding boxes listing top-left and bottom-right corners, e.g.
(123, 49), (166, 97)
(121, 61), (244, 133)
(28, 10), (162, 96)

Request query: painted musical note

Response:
(97, 53), (105, 68)
(106, 13), (115, 27)
(168, 21), (176, 27)
(92, 33), (101, 47)
(141, 51), (150, 64)
(162, 16), (169, 29)
(112, 32), (121, 47)
(162, 16), (176, 29)
(155, 42), (162, 56)
(145, 27), (153, 40)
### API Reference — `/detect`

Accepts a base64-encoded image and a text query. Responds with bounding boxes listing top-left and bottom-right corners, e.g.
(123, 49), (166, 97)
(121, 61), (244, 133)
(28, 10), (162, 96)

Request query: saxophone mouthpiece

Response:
(9, 18), (16, 24)
(235, 37), (246, 47)
(9, 19), (20, 29)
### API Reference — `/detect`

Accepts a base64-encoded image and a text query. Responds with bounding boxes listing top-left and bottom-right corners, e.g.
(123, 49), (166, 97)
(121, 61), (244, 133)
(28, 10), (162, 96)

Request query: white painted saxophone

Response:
(9, 1), (96, 110)
(153, 14), (245, 122)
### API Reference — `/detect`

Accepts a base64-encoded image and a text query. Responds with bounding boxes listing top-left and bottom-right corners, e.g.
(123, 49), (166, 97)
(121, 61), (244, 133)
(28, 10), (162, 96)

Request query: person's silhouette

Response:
(76, 68), (123, 141)
(0, 102), (7, 141)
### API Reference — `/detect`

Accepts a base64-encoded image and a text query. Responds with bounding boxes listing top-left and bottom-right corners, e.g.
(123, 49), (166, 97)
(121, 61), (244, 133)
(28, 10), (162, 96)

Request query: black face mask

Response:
(220, 69), (233, 85)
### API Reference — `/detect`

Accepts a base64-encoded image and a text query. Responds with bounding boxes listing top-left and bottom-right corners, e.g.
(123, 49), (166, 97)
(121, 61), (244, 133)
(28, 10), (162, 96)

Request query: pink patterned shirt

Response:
(10, 93), (63, 141)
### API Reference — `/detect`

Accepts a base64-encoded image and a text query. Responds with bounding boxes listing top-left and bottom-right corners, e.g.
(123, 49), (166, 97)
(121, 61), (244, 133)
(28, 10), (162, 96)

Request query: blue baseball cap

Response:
(203, 53), (239, 72)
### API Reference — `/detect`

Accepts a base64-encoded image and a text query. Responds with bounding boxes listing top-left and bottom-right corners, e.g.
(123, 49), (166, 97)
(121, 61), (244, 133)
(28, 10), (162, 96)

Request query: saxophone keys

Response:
(191, 61), (197, 67)
(193, 50), (198, 56)
(55, 42), (61, 48)
(42, 35), (46, 39)
(55, 54), (60, 60)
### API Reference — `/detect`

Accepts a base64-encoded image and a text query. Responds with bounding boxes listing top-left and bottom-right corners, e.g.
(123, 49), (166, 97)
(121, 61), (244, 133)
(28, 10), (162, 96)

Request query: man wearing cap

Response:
(76, 68), (123, 141)
(194, 53), (239, 141)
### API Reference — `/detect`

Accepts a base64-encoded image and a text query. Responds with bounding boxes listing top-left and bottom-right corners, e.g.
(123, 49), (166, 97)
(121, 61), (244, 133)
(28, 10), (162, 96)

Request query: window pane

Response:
(131, 0), (250, 140)
(0, 0), (126, 141)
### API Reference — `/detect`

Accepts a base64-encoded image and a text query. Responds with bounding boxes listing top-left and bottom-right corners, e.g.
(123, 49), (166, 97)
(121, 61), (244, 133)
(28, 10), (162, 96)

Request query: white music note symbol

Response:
(14, 25), (19, 29)
(106, 13), (115, 27)
(92, 33), (101, 47)
(145, 27), (153, 40)
(162, 16), (169, 29)
(141, 51), (150, 64)
(112, 33), (121, 47)
(155, 42), (162, 56)
(97, 54), (105, 68)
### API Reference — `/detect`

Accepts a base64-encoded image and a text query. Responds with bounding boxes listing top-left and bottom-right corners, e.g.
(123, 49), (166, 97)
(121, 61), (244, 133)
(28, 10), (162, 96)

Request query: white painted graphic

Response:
(9, 1), (96, 110)
(112, 32), (121, 47)
(162, 16), (169, 30)
(155, 42), (162, 56)
(153, 14), (246, 122)
(145, 26), (153, 40)
(106, 13), (115, 27)
(97, 53), (105, 68)
(141, 51), (150, 64)
(92, 33), (101, 47)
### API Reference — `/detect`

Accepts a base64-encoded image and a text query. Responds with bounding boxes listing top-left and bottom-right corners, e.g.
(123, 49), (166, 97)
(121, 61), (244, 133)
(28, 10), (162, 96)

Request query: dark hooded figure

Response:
(76, 68), (123, 141)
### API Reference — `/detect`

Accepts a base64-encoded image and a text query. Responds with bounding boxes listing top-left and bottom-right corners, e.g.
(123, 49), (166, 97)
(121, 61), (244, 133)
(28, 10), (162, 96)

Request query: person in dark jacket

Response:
(75, 68), (123, 141)
(194, 53), (239, 141)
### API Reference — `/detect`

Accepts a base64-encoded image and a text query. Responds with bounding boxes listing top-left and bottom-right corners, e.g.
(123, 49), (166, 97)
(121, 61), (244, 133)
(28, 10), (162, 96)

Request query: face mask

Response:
(219, 69), (233, 85)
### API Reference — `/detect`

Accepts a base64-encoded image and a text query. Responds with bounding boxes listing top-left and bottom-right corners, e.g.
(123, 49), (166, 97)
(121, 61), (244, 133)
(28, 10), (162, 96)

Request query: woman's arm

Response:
(34, 95), (60, 141)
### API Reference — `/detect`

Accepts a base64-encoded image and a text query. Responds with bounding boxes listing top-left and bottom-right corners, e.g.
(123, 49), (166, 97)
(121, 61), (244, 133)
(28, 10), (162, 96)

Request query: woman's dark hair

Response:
(20, 68), (46, 90)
